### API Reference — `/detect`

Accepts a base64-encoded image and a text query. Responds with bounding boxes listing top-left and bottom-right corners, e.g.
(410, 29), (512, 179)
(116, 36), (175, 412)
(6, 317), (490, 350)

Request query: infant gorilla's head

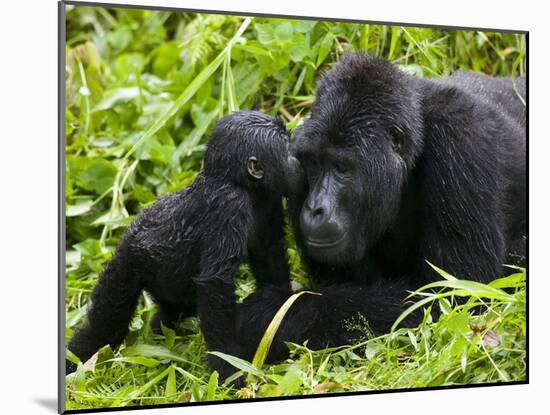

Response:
(204, 111), (304, 196)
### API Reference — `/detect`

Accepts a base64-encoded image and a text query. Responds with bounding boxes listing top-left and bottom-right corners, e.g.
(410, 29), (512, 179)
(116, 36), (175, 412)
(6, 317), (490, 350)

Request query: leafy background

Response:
(64, 4), (526, 410)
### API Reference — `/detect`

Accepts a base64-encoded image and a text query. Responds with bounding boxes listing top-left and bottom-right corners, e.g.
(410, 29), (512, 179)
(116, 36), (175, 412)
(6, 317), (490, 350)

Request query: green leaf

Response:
(238, 41), (271, 57)
(162, 324), (176, 349)
(75, 362), (87, 392)
(388, 26), (399, 59)
(446, 310), (470, 335)
(65, 348), (81, 365)
(290, 35), (310, 63)
(91, 208), (131, 227)
(316, 33), (334, 68)
(72, 238), (105, 258)
(138, 138), (176, 165)
(292, 67), (307, 96)
(96, 344), (115, 370)
(65, 249), (81, 268)
(270, 51), (291, 73)
(489, 272), (526, 289)
(407, 330), (419, 351)
(165, 366), (176, 397)
(83, 41), (102, 71)
(450, 335), (469, 357)
(153, 43), (182, 77)
(252, 290), (321, 369)
(119, 366), (172, 406)
(113, 53), (145, 80)
(274, 22), (293, 43)
(93, 87), (141, 111)
(234, 62), (262, 103)
(293, 20), (317, 33)
(208, 351), (263, 377)
(438, 297), (453, 315)
(172, 108), (218, 165)
(278, 366), (303, 395)
(224, 52), (239, 113)
(109, 356), (161, 368)
(205, 371), (219, 400)
(66, 198), (94, 217)
(122, 344), (201, 367)
(255, 23), (274, 45)
(70, 157), (118, 194)
(106, 27), (132, 50)
(426, 261), (458, 281)
(408, 279), (514, 302)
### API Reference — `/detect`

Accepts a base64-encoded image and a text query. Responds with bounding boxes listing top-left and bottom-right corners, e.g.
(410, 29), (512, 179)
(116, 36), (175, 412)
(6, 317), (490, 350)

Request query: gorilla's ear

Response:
(247, 156), (264, 179)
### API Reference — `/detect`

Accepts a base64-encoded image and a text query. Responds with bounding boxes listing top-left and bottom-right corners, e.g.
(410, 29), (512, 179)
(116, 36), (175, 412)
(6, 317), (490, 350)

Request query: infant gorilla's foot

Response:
(150, 310), (178, 335)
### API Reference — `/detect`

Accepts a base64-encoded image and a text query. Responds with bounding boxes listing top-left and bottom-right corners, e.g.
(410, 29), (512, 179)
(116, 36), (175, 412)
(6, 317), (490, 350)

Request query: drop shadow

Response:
(34, 398), (58, 413)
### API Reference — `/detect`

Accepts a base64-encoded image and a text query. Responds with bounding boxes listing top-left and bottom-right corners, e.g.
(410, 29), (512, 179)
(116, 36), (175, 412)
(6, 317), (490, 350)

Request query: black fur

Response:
(66, 111), (303, 380)
(238, 53), (526, 361)
(236, 279), (424, 363)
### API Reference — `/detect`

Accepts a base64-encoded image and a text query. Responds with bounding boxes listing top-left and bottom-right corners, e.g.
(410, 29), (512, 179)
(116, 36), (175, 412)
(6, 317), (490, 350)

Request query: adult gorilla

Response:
(237, 53), (526, 362)
(292, 53), (526, 285)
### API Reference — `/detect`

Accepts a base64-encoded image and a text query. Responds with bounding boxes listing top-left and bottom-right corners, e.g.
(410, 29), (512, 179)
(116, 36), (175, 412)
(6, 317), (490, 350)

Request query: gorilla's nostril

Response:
(312, 207), (324, 217)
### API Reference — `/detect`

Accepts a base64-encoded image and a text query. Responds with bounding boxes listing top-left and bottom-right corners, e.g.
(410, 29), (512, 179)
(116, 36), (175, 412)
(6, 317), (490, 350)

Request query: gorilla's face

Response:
(293, 55), (423, 265)
(294, 137), (366, 265)
(294, 119), (407, 265)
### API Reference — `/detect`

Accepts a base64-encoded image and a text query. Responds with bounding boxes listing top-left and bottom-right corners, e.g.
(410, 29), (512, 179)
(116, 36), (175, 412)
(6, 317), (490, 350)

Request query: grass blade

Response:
(426, 261), (458, 281)
(122, 344), (202, 368)
(119, 366), (172, 406)
(252, 290), (321, 369)
(406, 280), (515, 302)
(208, 351), (264, 377)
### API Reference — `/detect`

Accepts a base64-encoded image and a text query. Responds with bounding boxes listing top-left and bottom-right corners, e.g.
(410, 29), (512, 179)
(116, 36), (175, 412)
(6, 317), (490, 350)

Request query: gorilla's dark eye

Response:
(389, 127), (405, 152)
(334, 160), (348, 174)
(305, 158), (320, 171)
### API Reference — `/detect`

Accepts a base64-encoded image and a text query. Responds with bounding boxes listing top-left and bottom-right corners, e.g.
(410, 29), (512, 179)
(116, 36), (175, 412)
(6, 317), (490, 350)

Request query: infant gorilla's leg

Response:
(236, 281), (423, 363)
(67, 249), (142, 374)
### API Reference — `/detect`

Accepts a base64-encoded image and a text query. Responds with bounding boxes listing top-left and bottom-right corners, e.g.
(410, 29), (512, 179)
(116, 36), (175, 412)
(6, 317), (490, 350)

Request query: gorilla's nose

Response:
(300, 201), (345, 246)
(302, 199), (328, 226)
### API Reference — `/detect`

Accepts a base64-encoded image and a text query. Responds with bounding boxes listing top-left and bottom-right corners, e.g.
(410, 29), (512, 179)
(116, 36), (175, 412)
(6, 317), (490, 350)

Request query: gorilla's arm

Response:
(236, 281), (423, 364)
(247, 200), (291, 288)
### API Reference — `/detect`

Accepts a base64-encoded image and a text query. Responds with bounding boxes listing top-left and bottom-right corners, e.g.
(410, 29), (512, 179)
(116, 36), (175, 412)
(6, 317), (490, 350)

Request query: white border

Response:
(1, 1), (547, 414)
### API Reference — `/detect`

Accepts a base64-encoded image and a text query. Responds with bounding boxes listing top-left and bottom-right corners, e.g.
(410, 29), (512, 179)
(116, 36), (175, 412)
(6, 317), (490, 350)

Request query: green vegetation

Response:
(64, 5), (526, 410)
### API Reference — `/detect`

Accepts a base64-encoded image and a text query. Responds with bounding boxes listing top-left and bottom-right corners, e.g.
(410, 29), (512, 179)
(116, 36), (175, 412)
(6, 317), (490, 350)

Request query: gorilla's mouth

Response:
(305, 231), (348, 248)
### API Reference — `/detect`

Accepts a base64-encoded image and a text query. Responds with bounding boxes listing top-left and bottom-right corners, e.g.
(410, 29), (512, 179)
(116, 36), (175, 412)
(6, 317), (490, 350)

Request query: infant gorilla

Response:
(67, 111), (303, 381)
